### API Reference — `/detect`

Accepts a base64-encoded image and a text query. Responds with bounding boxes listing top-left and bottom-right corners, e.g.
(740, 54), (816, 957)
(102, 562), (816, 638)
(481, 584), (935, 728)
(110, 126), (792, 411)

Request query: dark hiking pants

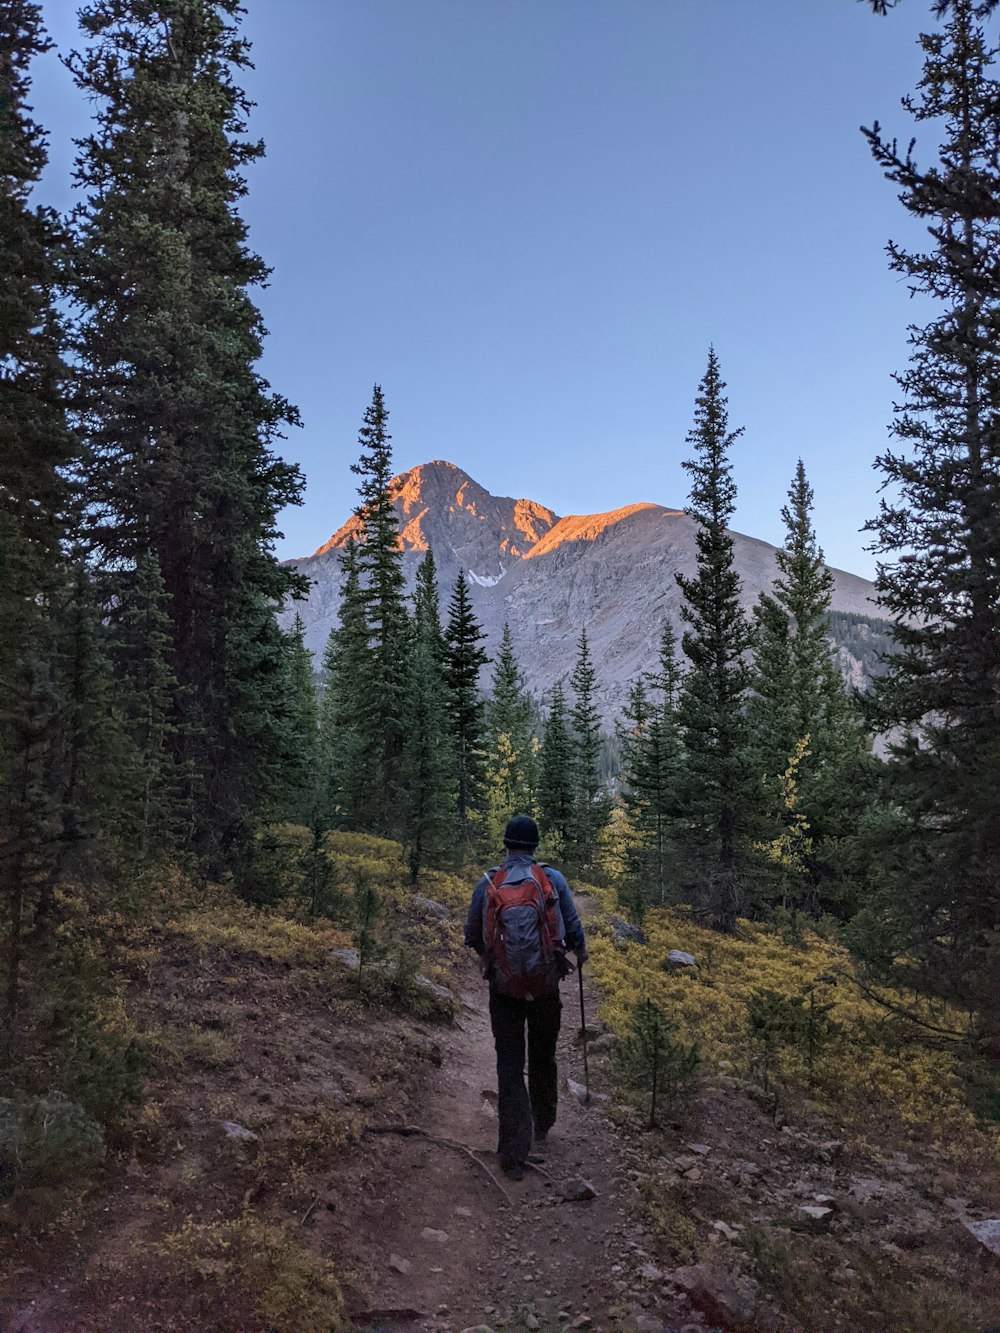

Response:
(489, 987), (561, 1170)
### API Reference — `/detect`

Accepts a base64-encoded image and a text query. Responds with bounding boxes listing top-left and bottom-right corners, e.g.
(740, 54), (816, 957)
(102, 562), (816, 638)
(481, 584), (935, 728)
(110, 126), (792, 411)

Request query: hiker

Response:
(465, 814), (587, 1180)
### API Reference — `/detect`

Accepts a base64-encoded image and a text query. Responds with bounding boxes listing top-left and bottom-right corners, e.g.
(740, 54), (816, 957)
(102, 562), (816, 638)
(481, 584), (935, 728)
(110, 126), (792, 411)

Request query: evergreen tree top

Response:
(682, 347), (743, 532)
(351, 385), (398, 533)
(772, 460), (834, 617)
(445, 571), (488, 657)
(69, 1), (262, 199)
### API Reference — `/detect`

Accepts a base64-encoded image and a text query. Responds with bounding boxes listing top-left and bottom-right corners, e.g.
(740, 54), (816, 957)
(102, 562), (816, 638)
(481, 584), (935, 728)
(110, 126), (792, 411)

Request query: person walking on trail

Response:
(464, 814), (588, 1181)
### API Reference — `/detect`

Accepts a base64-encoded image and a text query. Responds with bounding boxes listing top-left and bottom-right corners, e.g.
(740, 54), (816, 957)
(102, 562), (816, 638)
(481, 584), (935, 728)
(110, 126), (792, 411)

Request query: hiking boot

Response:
(501, 1162), (525, 1181)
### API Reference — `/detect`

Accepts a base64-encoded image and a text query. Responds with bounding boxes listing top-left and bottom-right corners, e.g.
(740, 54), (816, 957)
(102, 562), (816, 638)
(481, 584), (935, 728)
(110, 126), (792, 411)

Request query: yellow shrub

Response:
(588, 898), (998, 1159)
(144, 1023), (240, 1070)
(164, 907), (337, 964)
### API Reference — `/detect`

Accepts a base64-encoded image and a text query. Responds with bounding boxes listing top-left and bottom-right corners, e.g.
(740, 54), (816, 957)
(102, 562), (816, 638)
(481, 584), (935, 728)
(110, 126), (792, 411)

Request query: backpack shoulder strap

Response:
(531, 863), (556, 895)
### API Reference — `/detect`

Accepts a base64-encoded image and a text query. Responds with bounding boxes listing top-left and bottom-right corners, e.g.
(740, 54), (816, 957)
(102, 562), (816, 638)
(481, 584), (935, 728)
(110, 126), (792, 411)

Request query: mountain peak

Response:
(286, 459), (880, 722)
(309, 459), (560, 581)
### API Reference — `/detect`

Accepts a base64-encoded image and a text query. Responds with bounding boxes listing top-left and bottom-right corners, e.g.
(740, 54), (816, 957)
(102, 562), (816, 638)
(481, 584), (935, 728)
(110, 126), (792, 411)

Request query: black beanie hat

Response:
(503, 814), (539, 849)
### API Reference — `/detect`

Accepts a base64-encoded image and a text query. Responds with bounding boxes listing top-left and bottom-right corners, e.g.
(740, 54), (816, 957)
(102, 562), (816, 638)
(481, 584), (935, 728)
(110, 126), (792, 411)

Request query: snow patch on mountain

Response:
(468, 566), (506, 588)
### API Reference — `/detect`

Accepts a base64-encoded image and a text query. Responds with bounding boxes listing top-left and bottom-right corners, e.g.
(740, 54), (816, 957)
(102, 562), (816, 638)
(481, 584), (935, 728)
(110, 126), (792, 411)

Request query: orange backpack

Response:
(483, 863), (566, 999)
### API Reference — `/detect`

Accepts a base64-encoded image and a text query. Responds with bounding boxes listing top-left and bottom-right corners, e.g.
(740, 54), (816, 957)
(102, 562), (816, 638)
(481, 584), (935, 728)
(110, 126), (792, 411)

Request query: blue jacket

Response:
(464, 852), (586, 958)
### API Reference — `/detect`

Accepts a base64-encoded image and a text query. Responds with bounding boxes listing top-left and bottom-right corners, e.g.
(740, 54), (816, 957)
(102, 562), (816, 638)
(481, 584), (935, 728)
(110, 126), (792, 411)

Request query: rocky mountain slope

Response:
(284, 460), (886, 720)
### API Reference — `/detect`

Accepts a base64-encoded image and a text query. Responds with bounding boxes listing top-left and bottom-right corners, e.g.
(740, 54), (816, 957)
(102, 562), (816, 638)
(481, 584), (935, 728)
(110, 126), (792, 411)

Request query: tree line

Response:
(3, 0), (999, 1057)
(309, 363), (877, 943)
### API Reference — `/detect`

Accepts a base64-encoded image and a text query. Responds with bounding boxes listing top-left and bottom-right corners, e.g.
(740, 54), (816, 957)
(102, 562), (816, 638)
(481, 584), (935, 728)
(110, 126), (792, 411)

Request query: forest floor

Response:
(2, 845), (999, 1332)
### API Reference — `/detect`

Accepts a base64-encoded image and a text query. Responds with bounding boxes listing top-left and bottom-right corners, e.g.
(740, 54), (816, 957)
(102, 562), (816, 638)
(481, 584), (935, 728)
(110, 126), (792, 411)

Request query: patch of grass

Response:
(639, 1171), (699, 1262)
(144, 1022), (240, 1070)
(165, 906), (343, 965)
(160, 1209), (349, 1332)
(281, 1104), (360, 1164)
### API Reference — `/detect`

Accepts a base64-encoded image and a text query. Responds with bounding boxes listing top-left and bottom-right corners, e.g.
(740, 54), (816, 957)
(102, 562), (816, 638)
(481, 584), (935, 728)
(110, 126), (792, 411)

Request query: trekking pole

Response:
(578, 959), (591, 1105)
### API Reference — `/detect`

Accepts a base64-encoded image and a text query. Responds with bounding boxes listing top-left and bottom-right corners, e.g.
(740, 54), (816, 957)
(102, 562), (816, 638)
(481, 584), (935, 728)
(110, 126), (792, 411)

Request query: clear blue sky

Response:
(31, 0), (939, 579)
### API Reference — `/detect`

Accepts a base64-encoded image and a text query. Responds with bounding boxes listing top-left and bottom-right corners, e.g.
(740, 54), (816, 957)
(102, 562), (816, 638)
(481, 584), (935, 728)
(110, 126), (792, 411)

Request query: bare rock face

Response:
(310, 459), (557, 593)
(283, 459), (885, 725)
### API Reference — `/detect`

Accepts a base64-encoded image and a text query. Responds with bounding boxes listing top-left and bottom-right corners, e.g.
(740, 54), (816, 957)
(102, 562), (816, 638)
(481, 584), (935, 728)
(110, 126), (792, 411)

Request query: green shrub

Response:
(57, 1001), (147, 1124)
(746, 985), (838, 1094)
(615, 999), (699, 1126)
(0, 1091), (105, 1195)
(160, 1210), (349, 1332)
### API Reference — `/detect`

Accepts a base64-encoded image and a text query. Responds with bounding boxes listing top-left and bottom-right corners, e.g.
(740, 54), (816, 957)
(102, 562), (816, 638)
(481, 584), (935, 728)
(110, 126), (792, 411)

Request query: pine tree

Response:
(349, 385), (410, 835)
(750, 463), (854, 762)
(299, 822), (338, 920)
(615, 1000), (699, 1128)
(277, 613), (319, 825)
(109, 553), (185, 860)
(538, 681), (575, 865)
(675, 349), (752, 931)
(402, 552), (455, 881)
(68, 1), (306, 868)
(482, 623), (536, 843)
(443, 571), (489, 846)
(0, 2), (69, 599)
(748, 462), (869, 915)
(352, 873), (383, 999)
(1, 644), (59, 1030)
(0, 1), (74, 1028)
(861, 0), (1000, 1025)
(568, 630), (609, 873)
(318, 541), (373, 828)
(43, 563), (122, 897)
(619, 624), (684, 905)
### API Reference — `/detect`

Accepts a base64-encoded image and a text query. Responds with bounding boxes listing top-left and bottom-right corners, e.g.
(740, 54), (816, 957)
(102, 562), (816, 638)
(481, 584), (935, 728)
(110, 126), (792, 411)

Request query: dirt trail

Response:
(354, 926), (704, 1333)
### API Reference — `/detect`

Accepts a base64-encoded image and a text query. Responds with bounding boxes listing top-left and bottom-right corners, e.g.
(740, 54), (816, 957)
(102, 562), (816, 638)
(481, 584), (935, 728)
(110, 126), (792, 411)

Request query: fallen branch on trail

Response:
(522, 1157), (558, 1185)
(364, 1123), (513, 1207)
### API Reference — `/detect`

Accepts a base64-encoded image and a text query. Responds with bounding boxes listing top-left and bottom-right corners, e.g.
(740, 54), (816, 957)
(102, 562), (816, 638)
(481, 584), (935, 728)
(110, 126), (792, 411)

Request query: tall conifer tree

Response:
(318, 541), (372, 828)
(443, 571), (489, 845)
(619, 624), (683, 904)
(748, 462), (868, 913)
(0, 2), (74, 1026)
(69, 0), (306, 868)
(862, 0), (1000, 1023)
(676, 349), (751, 930)
(277, 613), (319, 825)
(482, 623), (536, 839)
(350, 385), (409, 835)
(750, 463), (846, 764)
(568, 629), (609, 872)
(109, 554), (185, 859)
(403, 552), (455, 880)
(538, 681), (575, 865)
